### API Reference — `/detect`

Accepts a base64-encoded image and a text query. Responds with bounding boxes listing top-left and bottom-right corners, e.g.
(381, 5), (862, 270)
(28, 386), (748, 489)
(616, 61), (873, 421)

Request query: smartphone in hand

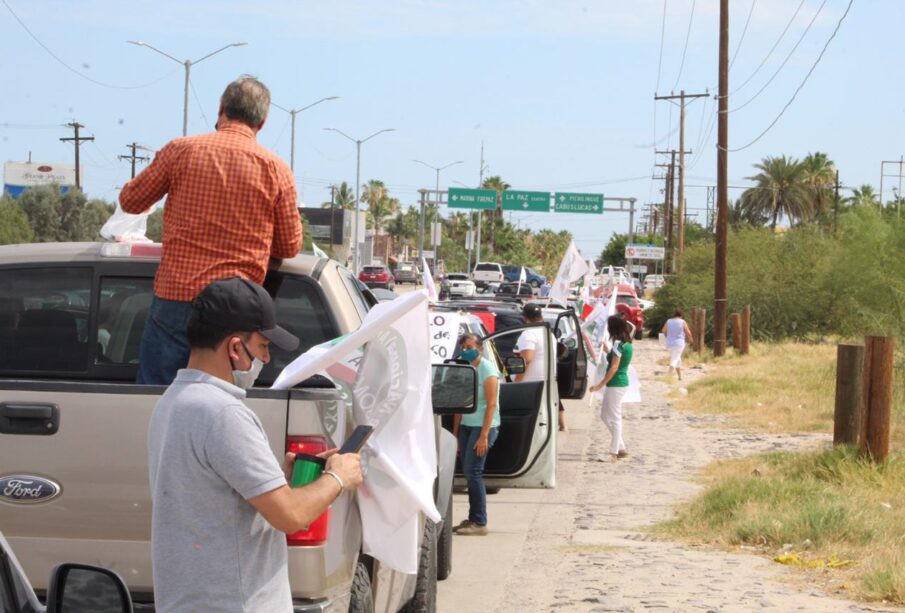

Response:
(339, 425), (374, 454)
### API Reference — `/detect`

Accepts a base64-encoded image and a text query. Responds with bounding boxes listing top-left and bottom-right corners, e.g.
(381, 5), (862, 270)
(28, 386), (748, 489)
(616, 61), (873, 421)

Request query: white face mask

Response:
(230, 341), (265, 389)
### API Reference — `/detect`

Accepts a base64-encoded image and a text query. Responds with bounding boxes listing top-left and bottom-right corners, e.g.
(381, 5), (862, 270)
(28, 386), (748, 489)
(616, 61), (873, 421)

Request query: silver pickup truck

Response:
(0, 242), (560, 612)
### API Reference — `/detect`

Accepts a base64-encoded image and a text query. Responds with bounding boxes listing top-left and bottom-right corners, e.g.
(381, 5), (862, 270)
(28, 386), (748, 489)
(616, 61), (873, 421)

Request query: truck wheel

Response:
(436, 495), (453, 581)
(634, 328), (644, 340)
(348, 561), (374, 613)
(400, 520), (438, 613)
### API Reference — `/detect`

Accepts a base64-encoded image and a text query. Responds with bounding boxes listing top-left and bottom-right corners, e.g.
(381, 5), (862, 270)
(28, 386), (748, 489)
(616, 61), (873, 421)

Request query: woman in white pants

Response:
(590, 316), (634, 461)
(662, 309), (693, 380)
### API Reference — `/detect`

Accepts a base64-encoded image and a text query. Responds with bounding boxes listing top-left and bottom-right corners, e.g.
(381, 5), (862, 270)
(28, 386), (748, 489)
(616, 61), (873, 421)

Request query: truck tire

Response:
(348, 561), (374, 613)
(436, 495), (453, 581)
(400, 520), (438, 613)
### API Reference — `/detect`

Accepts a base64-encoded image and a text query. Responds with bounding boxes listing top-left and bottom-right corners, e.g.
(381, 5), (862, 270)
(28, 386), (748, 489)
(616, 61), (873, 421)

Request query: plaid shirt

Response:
(120, 120), (302, 302)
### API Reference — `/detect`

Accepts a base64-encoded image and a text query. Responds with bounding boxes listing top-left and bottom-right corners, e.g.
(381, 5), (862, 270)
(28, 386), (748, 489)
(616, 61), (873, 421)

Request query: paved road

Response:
(437, 339), (894, 612)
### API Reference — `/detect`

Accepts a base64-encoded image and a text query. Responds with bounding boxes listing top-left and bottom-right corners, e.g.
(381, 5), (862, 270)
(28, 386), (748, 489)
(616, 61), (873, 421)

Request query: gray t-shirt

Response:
(148, 369), (290, 612)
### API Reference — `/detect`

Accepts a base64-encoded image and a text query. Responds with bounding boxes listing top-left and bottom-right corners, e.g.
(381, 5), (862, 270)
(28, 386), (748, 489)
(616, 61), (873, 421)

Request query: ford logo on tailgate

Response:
(0, 475), (61, 504)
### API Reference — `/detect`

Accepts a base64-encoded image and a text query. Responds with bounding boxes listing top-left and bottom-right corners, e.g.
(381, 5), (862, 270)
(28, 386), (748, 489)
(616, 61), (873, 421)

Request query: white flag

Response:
(422, 257), (439, 302)
(518, 266), (527, 284)
(548, 240), (590, 306)
(312, 242), (328, 258)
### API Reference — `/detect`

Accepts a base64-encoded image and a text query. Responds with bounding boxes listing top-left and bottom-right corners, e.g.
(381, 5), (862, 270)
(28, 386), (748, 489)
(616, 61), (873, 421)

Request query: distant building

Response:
(3, 161), (75, 197)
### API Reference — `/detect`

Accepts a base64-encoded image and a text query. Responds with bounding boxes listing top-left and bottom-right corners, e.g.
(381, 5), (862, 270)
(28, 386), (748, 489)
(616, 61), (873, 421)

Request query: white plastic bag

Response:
(658, 332), (667, 348)
(100, 205), (152, 242)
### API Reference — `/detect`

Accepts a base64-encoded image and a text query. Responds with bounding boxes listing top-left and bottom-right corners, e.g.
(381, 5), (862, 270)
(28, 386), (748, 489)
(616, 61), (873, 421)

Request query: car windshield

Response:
(616, 295), (638, 306)
(363, 266), (385, 273)
(475, 264), (499, 271)
(447, 274), (468, 280)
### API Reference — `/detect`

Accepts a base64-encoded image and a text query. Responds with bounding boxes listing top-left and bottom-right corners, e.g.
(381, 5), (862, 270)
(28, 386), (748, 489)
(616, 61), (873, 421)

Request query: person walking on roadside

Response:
(121, 76), (303, 385)
(148, 277), (362, 612)
(589, 316), (634, 461)
(662, 308), (693, 381)
(452, 333), (501, 536)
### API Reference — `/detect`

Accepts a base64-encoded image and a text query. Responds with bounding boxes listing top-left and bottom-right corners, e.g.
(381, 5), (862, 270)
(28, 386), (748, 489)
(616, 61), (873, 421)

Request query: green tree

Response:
(0, 196), (34, 244)
(146, 208), (164, 242)
(847, 184), (879, 208)
(321, 181), (356, 210)
(801, 151), (836, 218)
(368, 196), (399, 235)
(741, 156), (813, 230)
(730, 197), (769, 229)
(80, 199), (115, 240)
(481, 175), (510, 251)
(17, 185), (63, 241)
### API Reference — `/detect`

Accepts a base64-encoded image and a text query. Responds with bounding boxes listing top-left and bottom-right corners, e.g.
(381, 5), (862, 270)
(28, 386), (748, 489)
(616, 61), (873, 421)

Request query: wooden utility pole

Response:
(118, 142), (150, 179)
(60, 121), (94, 190)
(731, 313), (742, 350)
(656, 150), (681, 273)
(740, 304), (752, 354)
(714, 0), (730, 357)
(833, 344), (864, 447)
(654, 90), (709, 269)
(860, 336), (895, 463)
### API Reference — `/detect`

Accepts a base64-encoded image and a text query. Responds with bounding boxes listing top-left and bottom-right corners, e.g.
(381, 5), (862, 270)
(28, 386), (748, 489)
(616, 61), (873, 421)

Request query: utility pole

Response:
(879, 157), (905, 219)
(476, 141), (486, 265)
(656, 149), (680, 273)
(329, 184), (337, 249)
(714, 0), (730, 357)
(118, 142), (150, 179)
(60, 122), (94, 191)
(655, 90), (709, 265)
(833, 170), (840, 236)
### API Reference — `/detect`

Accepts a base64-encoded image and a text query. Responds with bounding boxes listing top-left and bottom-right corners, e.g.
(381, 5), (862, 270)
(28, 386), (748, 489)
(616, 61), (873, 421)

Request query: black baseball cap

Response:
(191, 277), (299, 351)
(522, 303), (543, 320)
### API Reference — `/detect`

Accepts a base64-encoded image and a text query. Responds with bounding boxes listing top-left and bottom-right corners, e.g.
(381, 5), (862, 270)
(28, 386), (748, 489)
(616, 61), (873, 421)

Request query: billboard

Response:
(298, 206), (347, 246)
(3, 161), (76, 197)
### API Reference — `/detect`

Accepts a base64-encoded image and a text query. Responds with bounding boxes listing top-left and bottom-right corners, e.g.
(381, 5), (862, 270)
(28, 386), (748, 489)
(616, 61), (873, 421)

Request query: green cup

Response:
(291, 453), (326, 488)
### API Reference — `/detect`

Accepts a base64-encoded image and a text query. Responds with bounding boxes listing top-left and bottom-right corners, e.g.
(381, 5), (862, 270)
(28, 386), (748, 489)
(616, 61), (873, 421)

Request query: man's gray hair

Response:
(220, 76), (271, 128)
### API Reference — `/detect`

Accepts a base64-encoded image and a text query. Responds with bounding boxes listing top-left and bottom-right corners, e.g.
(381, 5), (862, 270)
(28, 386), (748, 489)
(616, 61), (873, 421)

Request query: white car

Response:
(444, 272), (477, 297)
(471, 262), (505, 288)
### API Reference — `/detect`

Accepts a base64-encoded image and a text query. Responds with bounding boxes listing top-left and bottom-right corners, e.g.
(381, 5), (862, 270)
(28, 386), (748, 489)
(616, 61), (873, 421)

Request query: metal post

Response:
(353, 140), (361, 274)
(466, 212), (473, 272)
(418, 190), (427, 266)
(289, 111), (297, 173)
(627, 198), (636, 274)
(182, 61), (191, 136)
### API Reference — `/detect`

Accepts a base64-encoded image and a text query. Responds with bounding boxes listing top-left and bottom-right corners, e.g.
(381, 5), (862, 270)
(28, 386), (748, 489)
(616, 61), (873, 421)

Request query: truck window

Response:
(97, 277), (154, 364)
(0, 267), (93, 373)
(339, 268), (370, 321)
(257, 275), (337, 387)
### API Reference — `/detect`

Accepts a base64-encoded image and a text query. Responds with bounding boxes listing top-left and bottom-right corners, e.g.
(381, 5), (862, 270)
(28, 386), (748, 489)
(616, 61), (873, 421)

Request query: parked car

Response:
(359, 264), (395, 290)
(495, 282), (535, 298)
(0, 242), (558, 612)
(1, 531), (134, 612)
(394, 261), (420, 285)
(442, 272), (477, 298)
(501, 265), (546, 288)
(470, 262), (505, 288)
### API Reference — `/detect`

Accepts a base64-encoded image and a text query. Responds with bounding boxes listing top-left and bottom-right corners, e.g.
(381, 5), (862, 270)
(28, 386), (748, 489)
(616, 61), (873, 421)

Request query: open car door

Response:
(467, 323), (558, 488)
(554, 309), (588, 399)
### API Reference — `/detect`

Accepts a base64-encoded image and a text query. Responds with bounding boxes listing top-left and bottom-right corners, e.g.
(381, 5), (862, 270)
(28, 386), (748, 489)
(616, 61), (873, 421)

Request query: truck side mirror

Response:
(505, 356), (526, 375)
(431, 363), (477, 414)
(46, 563), (133, 612)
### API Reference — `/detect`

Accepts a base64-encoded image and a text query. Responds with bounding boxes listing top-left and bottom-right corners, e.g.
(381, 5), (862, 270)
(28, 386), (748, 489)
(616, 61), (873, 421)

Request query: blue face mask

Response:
(460, 348), (480, 362)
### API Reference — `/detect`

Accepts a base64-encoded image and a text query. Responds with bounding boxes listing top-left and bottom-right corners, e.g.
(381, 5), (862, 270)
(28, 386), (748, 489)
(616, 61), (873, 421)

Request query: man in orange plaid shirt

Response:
(121, 76), (302, 385)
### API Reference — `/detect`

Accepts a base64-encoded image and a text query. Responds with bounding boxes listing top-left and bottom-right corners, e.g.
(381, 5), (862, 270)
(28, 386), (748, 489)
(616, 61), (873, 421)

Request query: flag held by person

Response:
(549, 240), (590, 306)
(422, 257), (439, 302)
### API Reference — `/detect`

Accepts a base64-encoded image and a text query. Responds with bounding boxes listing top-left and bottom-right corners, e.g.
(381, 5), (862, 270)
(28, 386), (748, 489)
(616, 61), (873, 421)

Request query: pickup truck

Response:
(0, 241), (560, 612)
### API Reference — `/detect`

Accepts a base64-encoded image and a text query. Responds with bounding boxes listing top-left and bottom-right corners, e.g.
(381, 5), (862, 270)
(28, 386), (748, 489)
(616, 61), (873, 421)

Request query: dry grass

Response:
(658, 342), (905, 603)
(673, 342), (904, 449)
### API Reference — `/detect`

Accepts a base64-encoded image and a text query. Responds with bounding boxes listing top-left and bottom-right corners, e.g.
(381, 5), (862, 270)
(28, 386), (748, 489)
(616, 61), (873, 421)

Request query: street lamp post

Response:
(323, 128), (396, 274)
(413, 160), (463, 270)
(127, 40), (247, 136)
(272, 97), (339, 173)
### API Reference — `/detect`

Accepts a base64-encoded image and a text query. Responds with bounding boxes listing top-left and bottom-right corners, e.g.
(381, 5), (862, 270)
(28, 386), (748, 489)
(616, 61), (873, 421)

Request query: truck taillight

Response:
(285, 435), (331, 546)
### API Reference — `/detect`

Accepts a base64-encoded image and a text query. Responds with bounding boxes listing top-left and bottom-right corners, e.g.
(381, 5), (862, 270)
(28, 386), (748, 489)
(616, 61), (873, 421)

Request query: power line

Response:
(1, 0), (178, 90)
(729, 0), (807, 96)
(725, 0), (853, 153)
(655, 0), (668, 93)
(0, 122), (65, 129)
(672, 0), (697, 91)
(729, 0), (827, 114)
(729, 0), (757, 69)
(188, 78), (211, 131)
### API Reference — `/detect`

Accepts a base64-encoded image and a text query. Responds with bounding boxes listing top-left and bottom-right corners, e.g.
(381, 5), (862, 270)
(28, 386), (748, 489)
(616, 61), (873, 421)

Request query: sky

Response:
(0, 0), (899, 259)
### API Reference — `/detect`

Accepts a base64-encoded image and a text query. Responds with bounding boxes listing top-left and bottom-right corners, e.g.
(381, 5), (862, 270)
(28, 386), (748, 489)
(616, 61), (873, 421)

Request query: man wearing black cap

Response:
(148, 277), (362, 612)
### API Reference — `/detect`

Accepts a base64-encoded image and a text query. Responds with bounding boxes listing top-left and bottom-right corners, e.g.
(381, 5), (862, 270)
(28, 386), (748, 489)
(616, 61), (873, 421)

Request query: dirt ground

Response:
(439, 338), (901, 612)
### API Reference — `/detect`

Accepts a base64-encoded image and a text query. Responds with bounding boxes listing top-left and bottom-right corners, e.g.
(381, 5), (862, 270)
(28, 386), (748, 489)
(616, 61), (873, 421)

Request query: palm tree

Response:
(801, 152), (836, 218)
(847, 184), (879, 208)
(321, 181), (356, 210)
(368, 195), (400, 235)
(481, 175), (510, 251)
(741, 156), (813, 230)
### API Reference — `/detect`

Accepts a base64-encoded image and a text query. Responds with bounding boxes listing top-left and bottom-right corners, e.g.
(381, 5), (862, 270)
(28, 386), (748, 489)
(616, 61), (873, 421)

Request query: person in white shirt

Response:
(661, 308), (693, 380)
(513, 304), (566, 431)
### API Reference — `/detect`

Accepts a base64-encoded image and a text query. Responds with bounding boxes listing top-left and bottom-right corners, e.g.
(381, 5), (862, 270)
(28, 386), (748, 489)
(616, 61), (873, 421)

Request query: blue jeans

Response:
(136, 296), (193, 385)
(458, 425), (499, 525)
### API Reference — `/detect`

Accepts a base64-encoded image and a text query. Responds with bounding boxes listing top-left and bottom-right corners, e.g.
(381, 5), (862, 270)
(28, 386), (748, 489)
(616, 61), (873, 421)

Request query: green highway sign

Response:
(554, 192), (604, 214)
(501, 190), (550, 212)
(447, 187), (498, 210)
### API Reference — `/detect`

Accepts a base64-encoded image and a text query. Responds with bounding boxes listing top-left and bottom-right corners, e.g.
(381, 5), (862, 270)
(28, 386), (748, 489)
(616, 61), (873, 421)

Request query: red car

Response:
(359, 265), (395, 290)
(613, 284), (645, 339)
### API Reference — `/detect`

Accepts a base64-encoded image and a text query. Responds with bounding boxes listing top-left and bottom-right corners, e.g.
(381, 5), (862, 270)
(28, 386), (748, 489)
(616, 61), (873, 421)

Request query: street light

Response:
(452, 180), (477, 271)
(127, 40), (247, 136)
(323, 127), (396, 274)
(272, 97), (339, 173)
(413, 160), (463, 269)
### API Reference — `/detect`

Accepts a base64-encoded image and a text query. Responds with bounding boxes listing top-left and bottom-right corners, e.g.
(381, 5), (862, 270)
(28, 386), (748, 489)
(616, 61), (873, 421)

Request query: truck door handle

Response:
(0, 402), (60, 435)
